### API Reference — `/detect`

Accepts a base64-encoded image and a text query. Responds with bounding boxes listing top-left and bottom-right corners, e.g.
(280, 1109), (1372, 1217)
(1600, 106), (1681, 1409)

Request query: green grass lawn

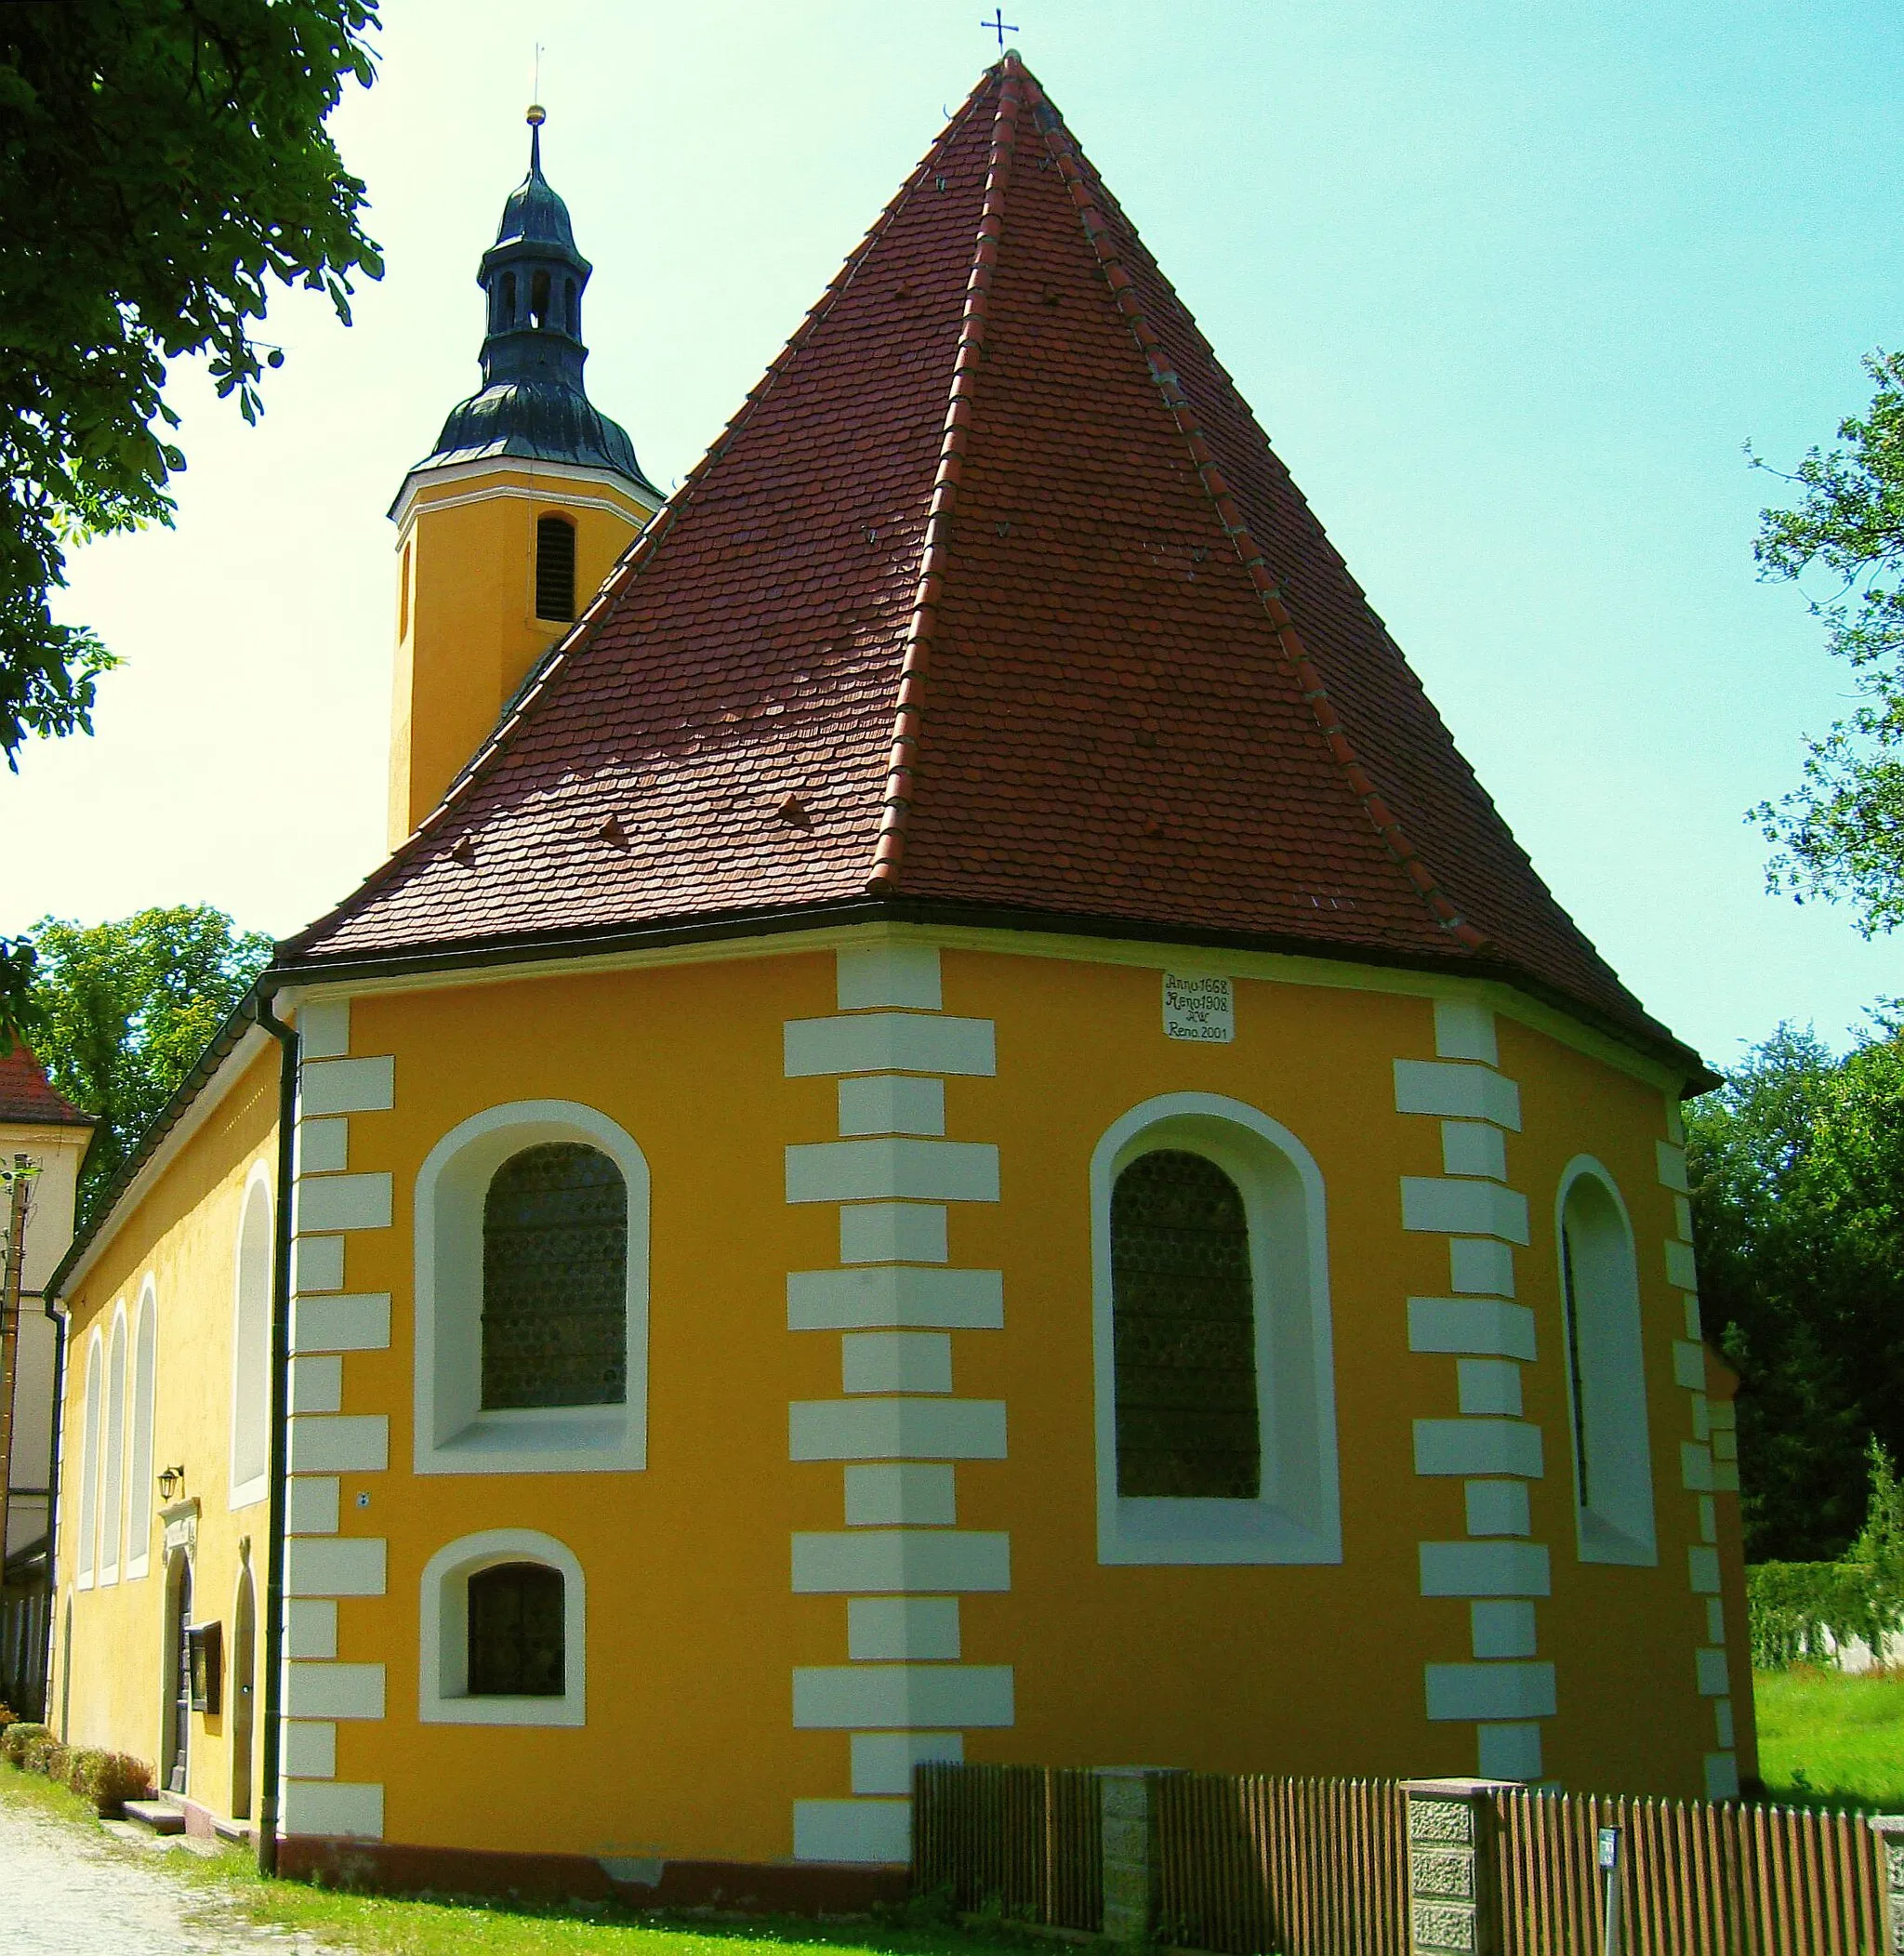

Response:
(1755, 1665), (1904, 1813)
(0, 1763), (1008, 1956)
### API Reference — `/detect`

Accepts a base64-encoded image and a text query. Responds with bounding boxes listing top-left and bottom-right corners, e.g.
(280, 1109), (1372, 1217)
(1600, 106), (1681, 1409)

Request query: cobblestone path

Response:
(0, 1797), (328, 1954)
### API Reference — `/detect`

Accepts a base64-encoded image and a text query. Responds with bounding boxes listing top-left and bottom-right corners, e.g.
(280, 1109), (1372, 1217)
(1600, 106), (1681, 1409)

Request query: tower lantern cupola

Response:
(385, 107), (663, 852)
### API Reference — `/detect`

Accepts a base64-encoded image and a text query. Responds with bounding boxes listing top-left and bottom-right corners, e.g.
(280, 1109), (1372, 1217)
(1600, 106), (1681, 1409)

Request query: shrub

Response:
(0, 1704), (17, 1731)
(1749, 1559), (1896, 1669)
(66, 1748), (150, 1814)
(0, 1722), (48, 1766)
(21, 1732), (64, 1778)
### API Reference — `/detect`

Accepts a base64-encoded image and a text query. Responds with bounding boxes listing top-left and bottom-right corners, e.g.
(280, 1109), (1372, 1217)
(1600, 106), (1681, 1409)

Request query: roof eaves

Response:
(866, 59), (1021, 894)
(1020, 64), (1488, 957)
(45, 993), (269, 1304)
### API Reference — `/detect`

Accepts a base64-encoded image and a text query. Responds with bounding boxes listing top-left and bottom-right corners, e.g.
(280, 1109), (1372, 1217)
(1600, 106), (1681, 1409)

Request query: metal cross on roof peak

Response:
(982, 8), (1018, 51)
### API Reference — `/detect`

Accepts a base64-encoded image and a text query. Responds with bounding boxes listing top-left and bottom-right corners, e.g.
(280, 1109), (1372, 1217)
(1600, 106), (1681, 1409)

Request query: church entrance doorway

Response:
(230, 1565), (255, 1819)
(164, 1553), (192, 1795)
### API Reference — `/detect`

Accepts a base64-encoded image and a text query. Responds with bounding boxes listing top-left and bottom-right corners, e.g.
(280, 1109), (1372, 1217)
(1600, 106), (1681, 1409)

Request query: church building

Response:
(42, 54), (1753, 1899)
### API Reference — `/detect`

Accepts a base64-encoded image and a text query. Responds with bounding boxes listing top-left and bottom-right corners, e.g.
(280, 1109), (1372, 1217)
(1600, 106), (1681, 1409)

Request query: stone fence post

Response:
(1401, 1778), (1516, 1956)
(1869, 1816), (1904, 1953)
(1096, 1766), (1183, 1943)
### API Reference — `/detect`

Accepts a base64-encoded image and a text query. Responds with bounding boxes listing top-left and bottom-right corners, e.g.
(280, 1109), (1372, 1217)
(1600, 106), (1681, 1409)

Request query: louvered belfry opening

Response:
(1110, 1149), (1262, 1499)
(535, 512), (576, 621)
(468, 1562), (564, 1697)
(481, 1141), (627, 1409)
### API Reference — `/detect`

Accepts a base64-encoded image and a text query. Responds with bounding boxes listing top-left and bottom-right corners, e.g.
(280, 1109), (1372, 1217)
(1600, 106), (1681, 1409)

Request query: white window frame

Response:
(230, 1164), (274, 1510)
(75, 1331), (101, 1591)
(418, 1528), (587, 1726)
(100, 1306), (127, 1586)
(414, 1101), (649, 1476)
(126, 1280), (157, 1580)
(1555, 1156), (1658, 1566)
(1091, 1091), (1342, 1566)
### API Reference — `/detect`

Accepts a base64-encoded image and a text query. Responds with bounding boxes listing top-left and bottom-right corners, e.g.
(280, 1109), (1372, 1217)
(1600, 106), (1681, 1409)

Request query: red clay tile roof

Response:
(0, 1047), (93, 1130)
(284, 56), (1702, 1079)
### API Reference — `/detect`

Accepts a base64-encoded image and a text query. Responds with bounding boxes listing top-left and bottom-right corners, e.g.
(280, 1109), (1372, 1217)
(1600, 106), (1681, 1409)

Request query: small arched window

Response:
(500, 271), (517, 326)
(419, 1528), (587, 1725)
(535, 514), (576, 623)
(469, 1562), (565, 1696)
(530, 268), (551, 328)
(231, 1174), (271, 1507)
(1557, 1161), (1656, 1564)
(1110, 1150), (1260, 1499)
(482, 1143), (628, 1409)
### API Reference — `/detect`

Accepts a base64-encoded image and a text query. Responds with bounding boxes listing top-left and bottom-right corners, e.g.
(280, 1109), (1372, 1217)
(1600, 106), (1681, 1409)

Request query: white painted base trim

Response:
(792, 1798), (910, 1864)
(793, 1664), (1014, 1729)
(279, 1778), (384, 1840)
(852, 1730), (963, 1794)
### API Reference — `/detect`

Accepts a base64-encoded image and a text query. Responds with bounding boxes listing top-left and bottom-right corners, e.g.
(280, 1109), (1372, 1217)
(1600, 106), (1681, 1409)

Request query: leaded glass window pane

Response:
(482, 1142), (628, 1409)
(1111, 1149), (1261, 1499)
(468, 1562), (564, 1697)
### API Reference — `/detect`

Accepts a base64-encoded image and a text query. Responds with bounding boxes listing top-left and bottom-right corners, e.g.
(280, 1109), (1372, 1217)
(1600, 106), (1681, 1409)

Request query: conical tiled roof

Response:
(0, 1047), (93, 1130)
(284, 57), (1701, 1078)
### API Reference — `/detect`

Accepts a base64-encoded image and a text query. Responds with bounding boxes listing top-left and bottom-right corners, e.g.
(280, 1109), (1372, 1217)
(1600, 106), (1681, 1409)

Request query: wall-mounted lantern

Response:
(157, 1463), (185, 1502)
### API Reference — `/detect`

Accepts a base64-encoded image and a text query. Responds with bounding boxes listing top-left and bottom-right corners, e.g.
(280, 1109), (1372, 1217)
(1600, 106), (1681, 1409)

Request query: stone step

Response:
(121, 1798), (187, 1835)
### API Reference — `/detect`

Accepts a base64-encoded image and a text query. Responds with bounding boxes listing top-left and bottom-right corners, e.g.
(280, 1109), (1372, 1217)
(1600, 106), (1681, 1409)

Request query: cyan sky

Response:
(4, 0), (1898, 1069)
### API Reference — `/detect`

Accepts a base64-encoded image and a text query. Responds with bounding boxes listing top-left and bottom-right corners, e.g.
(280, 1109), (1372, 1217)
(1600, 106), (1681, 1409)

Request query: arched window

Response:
(469, 1563), (565, 1695)
(1111, 1151), (1260, 1499)
(483, 1143), (628, 1409)
(414, 1102), (649, 1476)
(500, 271), (517, 326)
(563, 278), (578, 334)
(1091, 1093), (1341, 1566)
(126, 1286), (157, 1579)
(1556, 1160), (1656, 1565)
(75, 1337), (101, 1588)
(419, 1529), (586, 1725)
(530, 268), (551, 328)
(535, 513), (576, 622)
(231, 1172), (272, 1507)
(100, 1311), (126, 1584)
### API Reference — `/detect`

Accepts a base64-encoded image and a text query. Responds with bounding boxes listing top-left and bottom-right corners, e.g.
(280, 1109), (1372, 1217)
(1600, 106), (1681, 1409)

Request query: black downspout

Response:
(248, 986), (298, 1877)
(41, 1287), (65, 1732)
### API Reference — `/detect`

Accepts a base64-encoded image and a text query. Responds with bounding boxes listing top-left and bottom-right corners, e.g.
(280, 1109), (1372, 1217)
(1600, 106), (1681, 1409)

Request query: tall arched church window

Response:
(1110, 1150), (1260, 1499)
(1556, 1161), (1657, 1564)
(482, 1143), (628, 1409)
(1091, 1095), (1342, 1566)
(468, 1562), (565, 1696)
(101, 1313), (126, 1584)
(127, 1289), (157, 1579)
(230, 1175), (272, 1507)
(535, 514), (576, 622)
(76, 1336), (101, 1587)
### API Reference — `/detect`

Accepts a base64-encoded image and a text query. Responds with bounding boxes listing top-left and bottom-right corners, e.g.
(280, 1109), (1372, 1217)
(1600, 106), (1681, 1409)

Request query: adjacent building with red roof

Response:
(46, 54), (1749, 1892)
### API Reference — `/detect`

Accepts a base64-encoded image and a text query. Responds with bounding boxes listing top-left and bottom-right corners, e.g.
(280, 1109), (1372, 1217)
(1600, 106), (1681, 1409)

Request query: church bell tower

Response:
(386, 106), (663, 849)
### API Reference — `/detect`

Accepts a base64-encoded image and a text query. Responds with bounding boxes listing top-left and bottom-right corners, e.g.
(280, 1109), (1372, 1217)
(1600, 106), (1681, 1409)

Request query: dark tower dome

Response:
(401, 109), (661, 496)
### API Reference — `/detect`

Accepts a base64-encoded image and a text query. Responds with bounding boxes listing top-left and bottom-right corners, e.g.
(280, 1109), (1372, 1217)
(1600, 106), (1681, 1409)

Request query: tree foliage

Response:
(30, 905), (273, 1217)
(1687, 1020), (1904, 1560)
(0, 0), (380, 1051)
(1753, 350), (1904, 932)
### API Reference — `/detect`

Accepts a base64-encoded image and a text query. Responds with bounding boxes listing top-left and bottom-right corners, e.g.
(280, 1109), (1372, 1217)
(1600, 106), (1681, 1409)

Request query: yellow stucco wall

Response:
(50, 932), (1745, 1864)
(51, 1043), (278, 1821)
(386, 462), (656, 848)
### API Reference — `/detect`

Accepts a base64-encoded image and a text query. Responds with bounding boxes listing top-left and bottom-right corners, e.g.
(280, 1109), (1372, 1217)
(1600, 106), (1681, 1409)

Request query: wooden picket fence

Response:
(912, 1762), (1893, 1956)
(1152, 1772), (1408, 1956)
(1491, 1785), (1887, 1956)
(913, 1762), (1104, 1931)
